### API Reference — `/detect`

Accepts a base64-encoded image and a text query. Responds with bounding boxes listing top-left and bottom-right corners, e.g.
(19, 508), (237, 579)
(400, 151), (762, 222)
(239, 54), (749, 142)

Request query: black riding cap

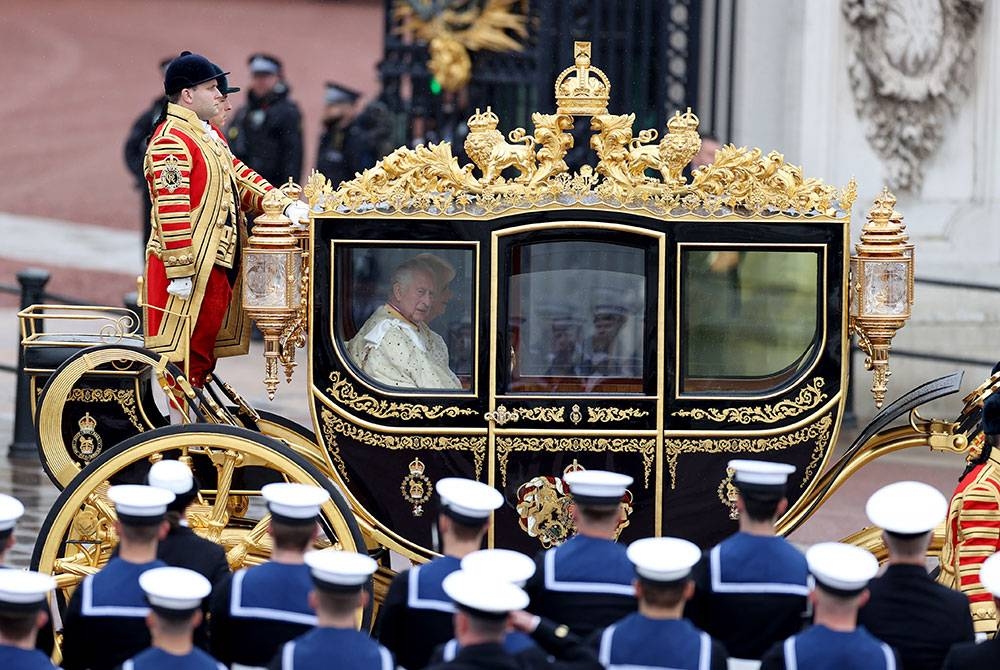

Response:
(164, 51), (230, 96)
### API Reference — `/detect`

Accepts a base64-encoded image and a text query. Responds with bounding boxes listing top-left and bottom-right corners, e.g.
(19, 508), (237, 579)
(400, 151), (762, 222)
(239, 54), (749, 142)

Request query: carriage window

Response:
(680, 249), (820, 393)
(338, 247), (475, 391)
(506, 241), (646, 394)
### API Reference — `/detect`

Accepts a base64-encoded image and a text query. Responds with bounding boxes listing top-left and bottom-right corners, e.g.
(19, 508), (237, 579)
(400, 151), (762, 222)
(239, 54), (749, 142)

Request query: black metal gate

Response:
(377, 0), (735, 163)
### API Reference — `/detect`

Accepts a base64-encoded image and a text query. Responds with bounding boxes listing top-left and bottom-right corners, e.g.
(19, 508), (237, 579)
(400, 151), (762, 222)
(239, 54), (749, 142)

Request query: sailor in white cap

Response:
(210, 482), (329, 669)
(269, 549), (394, 670)
(858, 481), (973, 669)
(378, 477), (504, 670)
(0, 493), (54, 657)
(0, 569), (57, 669)
(424, 570), (601, 669)
(686, 460), (809, 663)
(147, 461), (229, 620)
(942, 552), (1000, 668)
(591, 537), (728, 669)
(62, 484), (175, 670)
(0, 493), (24, 565)
(760, 542), (899, 670)
(434, 549), (549, 665)
(524, 469), (637, 638)
(120, 566), (222, 670)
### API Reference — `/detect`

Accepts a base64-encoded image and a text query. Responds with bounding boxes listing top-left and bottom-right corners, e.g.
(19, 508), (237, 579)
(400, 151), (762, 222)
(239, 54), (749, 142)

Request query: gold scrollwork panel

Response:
(671, 378), (827, 425)
(517, 407), (565, 422)
(66, 388), (146, 433)
(664, 413), (834, 489)
(320, 409), (487, 481)
(495, 435), (656, 488)
(587, 407), (650, 423)
(326, 372), (478, 420)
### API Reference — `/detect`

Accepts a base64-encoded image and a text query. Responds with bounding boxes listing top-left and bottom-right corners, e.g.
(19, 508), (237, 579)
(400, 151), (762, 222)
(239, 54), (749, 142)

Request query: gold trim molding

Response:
(67, 388), (145, 434)
(326, 372), (477, 420)
(664, 413), (834, 489)
(320, 409), (486, 480)
(309, 43), (853, 219)
(495, 436), (655, 488)
(587, 407), (649, 423)
(671, 378), (827, 425)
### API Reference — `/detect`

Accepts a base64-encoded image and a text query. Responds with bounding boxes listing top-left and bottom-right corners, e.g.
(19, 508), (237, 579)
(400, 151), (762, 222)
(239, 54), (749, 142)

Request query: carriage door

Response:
(487, 221), (665, 553)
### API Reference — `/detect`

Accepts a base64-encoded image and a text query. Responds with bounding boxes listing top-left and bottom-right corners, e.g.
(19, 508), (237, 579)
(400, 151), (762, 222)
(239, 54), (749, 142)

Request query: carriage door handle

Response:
(485, 405), (519, 426)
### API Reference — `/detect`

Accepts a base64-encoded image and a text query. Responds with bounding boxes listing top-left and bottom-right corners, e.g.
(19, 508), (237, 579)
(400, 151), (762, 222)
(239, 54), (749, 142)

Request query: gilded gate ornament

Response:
(393, 0), (528, 92)
(310, 42), (854, 219)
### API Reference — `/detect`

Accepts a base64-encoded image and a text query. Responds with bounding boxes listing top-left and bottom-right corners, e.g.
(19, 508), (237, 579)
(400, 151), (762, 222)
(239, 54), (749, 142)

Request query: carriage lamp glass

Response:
(849, 188), (913, 409)
(242, 189), (303, 398)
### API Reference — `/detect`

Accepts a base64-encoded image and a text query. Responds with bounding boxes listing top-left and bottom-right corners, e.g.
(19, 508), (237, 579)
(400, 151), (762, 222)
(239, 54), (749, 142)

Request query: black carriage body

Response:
(310, 207), (847, 555)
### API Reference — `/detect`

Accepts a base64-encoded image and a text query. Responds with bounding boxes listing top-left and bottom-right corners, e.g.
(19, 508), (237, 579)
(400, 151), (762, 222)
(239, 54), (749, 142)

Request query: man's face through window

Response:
(392, 270), (436, 324)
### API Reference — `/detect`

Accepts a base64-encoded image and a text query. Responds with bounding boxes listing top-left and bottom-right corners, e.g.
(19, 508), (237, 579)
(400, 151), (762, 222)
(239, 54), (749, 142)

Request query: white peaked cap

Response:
(806, 542), (878, 593)
(563, 470), (633, 504)
(435, 478), (504, 522)
(442, 569), (530, 615)
(979, 553), (1000, 598)
(108, 485), (175, 519)
(0, 570), (55, 607)
(148, 459), (194, 494)
(728, 460), (796, 487)
(627, 537), (701, 582)
(865, 481), (947, 535)
(0, 494), (25, 532)
(139, 567), (211, 611)
(461, 549), (536, 587)
(261, 483), (330, 520)
(305, 549), (378, 588)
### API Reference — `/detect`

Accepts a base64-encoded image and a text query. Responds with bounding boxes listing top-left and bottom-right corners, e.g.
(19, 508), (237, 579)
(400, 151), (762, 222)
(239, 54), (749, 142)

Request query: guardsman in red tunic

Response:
(142, 51), (308, 389)
(938, 391), (1000, 638)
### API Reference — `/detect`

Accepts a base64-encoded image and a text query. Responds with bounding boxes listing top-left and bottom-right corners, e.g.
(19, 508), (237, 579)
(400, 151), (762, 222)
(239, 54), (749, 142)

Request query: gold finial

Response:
(666, 108), (700, 134)
(555, 41), (610, 116)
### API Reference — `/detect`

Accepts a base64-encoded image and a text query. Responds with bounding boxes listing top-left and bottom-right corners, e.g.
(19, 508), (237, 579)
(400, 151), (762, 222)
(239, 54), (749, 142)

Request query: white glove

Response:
(284, 200), (310, 225)
(167, 277), (193, 300)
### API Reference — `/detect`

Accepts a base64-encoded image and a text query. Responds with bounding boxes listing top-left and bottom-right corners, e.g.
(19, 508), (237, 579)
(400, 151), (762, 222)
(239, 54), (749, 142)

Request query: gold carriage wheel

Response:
(35, 345), (174, 489)
(30, 424), (371, 639)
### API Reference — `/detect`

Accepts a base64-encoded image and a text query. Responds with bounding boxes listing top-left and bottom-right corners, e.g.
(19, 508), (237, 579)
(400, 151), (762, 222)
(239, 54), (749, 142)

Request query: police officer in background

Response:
(0, 570), (58, 669)
(761, 542), (900, 670)
(210, 483), (329, 668)
(121, 566), (221, 670)
(227, 53), (303, 186)
(858, 481), (974, 669)
(523, 470), (637, 637)
(591, 537), (728, 669)
(377, 478), (504, 670)
(269, 549), (395, 670)
(424, 570), (602, 669)
(685, 460), (809, 664)
(944, 553), (1000, 668)
(61, 485), (175, 670)
(315, 82), (361, 187)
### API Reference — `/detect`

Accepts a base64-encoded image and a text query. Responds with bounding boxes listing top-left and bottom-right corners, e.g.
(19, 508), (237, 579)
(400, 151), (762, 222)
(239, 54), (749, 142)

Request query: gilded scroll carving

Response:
(67, 388), (145, 433)
(671, 378), (827, 425)
(320, 409), (486, 480)
(326, 372), (477, 420)
(587, 407), (650, 423)
(664, 414), (834, 489)
(495, 436), (655, 488)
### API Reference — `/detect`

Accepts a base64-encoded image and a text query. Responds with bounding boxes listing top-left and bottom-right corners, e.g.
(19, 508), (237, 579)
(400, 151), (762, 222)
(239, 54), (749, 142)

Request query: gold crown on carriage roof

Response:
(667, 108), (700, 133)
(555, 41), (610, 117)
(467, 107), (501, 132)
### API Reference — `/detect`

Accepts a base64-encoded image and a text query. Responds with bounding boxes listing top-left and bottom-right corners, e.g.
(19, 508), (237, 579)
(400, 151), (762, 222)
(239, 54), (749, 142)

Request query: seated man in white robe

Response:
(347, 258), (462, 389)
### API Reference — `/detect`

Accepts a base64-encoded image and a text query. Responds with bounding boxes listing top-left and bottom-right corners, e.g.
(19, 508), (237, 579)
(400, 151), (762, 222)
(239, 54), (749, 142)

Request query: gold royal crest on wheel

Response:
(71, 412), (103, 463)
